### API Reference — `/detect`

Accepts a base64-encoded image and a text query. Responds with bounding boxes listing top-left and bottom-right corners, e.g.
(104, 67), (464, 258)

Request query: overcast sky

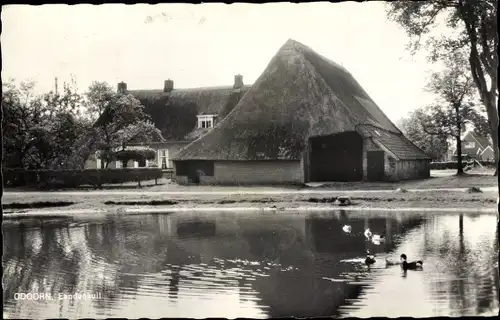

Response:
(2, 3), (446, 123)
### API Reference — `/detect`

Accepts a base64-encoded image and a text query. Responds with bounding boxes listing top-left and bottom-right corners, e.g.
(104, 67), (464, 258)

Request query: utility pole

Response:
(55, 77), (58, 94)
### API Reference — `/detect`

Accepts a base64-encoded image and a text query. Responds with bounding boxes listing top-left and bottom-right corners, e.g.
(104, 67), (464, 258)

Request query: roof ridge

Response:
(129, 84), (253, 92)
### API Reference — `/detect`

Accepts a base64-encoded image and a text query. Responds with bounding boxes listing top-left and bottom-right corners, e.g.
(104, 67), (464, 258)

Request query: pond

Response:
(3, 210), (498, 318)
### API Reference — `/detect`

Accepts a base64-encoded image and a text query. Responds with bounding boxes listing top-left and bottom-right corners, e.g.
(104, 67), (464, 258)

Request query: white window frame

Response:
(197, 115), (216, 129)
(116, 160), (123, 169)
(464, 141), (475, 148)
(158, 149), (170, 169)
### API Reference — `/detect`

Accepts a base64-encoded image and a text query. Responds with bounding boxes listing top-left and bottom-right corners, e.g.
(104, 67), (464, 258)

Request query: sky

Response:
(1, 2), (447, 123)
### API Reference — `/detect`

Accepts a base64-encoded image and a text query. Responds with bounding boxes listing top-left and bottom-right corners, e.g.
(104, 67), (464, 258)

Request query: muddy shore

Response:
(3, 188), (497, 217)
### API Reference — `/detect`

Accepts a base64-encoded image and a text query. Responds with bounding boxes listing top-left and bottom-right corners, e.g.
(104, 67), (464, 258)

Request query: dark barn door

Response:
(367, 151), (385, 181)
(309, 132), (363, 182)
(175, 161), (214, 184)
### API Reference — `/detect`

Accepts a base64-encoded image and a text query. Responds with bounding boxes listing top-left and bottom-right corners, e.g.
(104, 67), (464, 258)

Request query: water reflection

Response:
(3, 211), (498, 318)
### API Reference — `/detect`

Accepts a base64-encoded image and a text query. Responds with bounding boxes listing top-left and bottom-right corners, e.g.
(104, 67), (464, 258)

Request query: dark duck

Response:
(365, 250), (376, 266)
(400, 254), (423, 270)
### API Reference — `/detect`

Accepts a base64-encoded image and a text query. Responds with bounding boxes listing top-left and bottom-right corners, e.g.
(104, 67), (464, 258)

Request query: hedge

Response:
(478, 160), (496, 167)
(3, 168), (163, 189)
(430, 160), (497, 170)
(430, 161), (468, 170)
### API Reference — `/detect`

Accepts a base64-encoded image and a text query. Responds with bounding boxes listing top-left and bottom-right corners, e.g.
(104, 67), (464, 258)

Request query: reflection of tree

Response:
(168, 266), (181, 300)
(422, 214), (499, 316)
(3, 221), (84, 310)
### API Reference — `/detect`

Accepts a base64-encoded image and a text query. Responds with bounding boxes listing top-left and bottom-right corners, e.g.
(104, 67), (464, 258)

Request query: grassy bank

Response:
(2, 168), (497, 215)
(2, 189), (497, 214)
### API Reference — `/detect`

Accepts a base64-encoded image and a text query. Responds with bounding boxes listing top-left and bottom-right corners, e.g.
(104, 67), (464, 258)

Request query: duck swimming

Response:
(365, 250), (376, 266)
(400, 254), (423, 270)
(342, 225), (352, 233)
(371, 234), (386, 245)
(364, 228), (373, 239)
(364, 228), (385, 244)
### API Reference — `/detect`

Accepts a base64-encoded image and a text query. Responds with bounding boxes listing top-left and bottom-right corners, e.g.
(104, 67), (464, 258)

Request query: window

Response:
(464, 141), (475, 148)
(197, 115), (216, 129)
(116, 161), (122, 169)
(158, 149), (169, 169)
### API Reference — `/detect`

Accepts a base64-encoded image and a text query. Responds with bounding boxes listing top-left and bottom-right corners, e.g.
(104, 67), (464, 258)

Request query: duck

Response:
(364, 228), (373, 239)
(365, 250), (376, 266)
(400, 254), (423, 270)
(371, 234), (386, 245)
(342, 225), (352, 233)
(364, 228), (386, 244)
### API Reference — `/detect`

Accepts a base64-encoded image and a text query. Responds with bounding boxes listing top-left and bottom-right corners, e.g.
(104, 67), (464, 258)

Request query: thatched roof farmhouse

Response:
(172, 39), (431, 184)
(85, 75), (251, 170)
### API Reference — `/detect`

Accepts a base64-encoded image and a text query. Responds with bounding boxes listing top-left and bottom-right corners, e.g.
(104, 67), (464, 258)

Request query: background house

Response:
(172, 39), (431, 185)
(452, 131), (493, 161)
(86, 75), (251, 169)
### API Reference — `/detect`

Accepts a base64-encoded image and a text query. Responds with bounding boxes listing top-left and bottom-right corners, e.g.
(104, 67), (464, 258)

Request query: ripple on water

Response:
(2, 211), (498, 318)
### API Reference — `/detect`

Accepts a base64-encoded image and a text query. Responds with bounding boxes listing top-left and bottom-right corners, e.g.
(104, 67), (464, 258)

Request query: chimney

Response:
(164, 79), (174, 92)
(117, 82), (127, 94)
(233, 74), (243, 89)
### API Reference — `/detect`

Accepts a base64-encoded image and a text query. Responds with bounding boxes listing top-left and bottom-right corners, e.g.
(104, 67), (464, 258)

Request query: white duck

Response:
(364, 228), (373, 239)
(372, 234), (386, 245)
(342, 225), (352, 233)
(364, 228), (386, 244)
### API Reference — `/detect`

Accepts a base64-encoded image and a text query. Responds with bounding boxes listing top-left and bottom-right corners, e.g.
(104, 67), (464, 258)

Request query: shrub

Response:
(3, 168), (163, 189)
(430, 161), (468, 170)
(479, 160), (496, 167)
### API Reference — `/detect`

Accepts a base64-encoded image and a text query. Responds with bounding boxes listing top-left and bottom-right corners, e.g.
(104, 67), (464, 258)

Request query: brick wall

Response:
(175, 160), (303, 185)
(215, 161), (303, 185)
(362, 137), (430, 181)
(384, 154), (398, 181)
(395, 159), (431, 180)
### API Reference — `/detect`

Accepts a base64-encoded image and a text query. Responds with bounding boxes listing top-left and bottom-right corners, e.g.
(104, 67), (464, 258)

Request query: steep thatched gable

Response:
(173, 39), (429, 161)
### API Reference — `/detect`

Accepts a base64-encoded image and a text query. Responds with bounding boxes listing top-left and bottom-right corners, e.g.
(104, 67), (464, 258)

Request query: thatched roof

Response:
(174, 39), (430, 161)
(360, 125), (430, 160)
(129, 85), (251, 141)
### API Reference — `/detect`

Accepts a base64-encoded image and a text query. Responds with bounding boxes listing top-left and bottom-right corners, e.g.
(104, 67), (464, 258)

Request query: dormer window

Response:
(197, 114), (216, 129)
